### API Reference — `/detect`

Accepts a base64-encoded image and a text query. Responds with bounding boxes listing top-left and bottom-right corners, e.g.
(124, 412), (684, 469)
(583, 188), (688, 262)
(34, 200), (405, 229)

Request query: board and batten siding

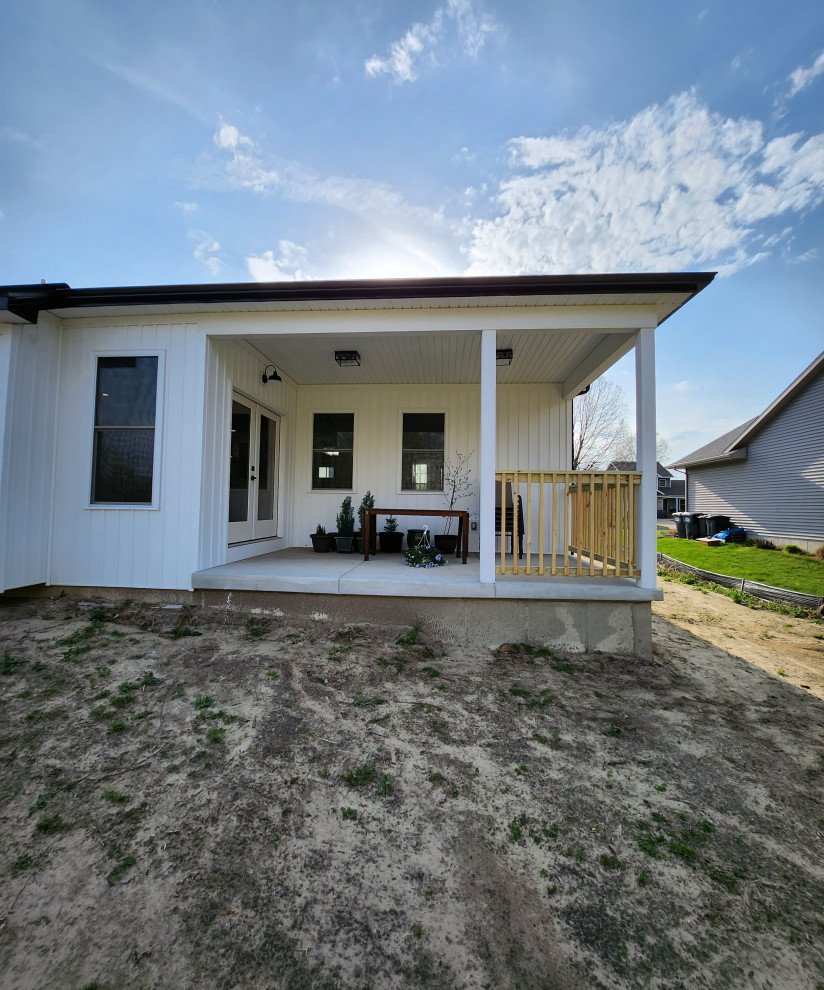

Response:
(688, 367), (824, 551)
(0, 318), (61, 592)
(292, 383), (569, 550)
(50, 321), (207, 590)
(199, 337), (297, 570)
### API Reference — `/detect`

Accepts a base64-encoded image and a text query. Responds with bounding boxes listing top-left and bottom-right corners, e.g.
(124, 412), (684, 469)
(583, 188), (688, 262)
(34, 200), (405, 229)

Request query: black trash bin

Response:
(672, 512), (687, 539)
(682, 512), (704, 540)
(702, 514), (731, 537)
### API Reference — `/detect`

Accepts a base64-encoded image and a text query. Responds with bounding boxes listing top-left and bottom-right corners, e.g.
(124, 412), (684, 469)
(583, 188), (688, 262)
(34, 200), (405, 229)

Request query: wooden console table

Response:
(363, 508), (469, 564)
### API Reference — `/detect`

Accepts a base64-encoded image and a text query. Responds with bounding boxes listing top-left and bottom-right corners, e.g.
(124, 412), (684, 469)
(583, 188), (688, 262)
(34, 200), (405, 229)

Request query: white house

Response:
(0, 273), (713, 654)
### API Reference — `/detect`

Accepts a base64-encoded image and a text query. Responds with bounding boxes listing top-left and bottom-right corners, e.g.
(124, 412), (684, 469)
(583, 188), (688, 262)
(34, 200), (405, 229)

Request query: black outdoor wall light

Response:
(262, 364), (282, 384)
(496, 348), (513, 366)
(334, 350), (361, 366)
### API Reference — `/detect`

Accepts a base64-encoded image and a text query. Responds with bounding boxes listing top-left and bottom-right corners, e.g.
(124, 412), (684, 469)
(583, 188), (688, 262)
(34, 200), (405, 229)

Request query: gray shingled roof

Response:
(671, 418), (757, 469)
(607, 460), (672, 477)
(671, 350), (824, 470)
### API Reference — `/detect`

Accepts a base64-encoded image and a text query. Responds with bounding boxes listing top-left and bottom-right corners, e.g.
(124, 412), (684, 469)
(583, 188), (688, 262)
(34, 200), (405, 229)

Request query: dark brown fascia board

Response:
(0, 272), (716, 323)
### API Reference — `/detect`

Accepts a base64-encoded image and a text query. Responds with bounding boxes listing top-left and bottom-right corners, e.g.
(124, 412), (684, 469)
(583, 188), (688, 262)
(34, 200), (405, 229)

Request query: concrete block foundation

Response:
(5, 584), (653, 657)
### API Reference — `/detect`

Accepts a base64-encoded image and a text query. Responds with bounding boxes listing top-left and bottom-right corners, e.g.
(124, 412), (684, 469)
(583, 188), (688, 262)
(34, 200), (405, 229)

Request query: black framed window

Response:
(91, 356), (158, 504)
(312, 413), (353, 490)
(401, 413), (444, 491)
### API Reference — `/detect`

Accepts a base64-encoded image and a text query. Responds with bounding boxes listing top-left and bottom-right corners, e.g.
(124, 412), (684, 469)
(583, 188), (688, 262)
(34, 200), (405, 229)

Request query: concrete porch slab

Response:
(191, 548), (662, 602)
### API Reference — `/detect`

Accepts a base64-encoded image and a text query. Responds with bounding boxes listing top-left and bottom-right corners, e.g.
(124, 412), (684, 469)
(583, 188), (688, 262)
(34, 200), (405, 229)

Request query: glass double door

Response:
(228, 394), (279, 544)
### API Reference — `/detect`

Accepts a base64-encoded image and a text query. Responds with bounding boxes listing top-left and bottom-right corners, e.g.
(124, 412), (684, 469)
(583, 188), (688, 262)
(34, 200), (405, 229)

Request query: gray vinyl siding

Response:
(687, 368), (824, 551)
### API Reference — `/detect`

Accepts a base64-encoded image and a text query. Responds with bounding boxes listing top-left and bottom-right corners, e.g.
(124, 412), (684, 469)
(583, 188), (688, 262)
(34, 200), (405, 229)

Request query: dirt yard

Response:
(1, 584), (822, 990)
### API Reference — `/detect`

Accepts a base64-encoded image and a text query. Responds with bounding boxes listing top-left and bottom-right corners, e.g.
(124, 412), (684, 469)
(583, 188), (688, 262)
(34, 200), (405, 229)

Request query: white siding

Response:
(0, 319), (61, 592)
(688, 369), (824, 550)
(199, 337), (297, 569)
(292, 383), (569, 550)
(50, 322), (207, 590)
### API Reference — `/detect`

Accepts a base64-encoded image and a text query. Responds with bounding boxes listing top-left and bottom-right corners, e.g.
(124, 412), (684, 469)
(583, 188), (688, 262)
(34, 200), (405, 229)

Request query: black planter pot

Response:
(406, 528), (426, 549)
(310, 533), (333, 553)
(434, 534), (458, 554)
(335, 535), (355, 553)
(378, 531), (404, 554)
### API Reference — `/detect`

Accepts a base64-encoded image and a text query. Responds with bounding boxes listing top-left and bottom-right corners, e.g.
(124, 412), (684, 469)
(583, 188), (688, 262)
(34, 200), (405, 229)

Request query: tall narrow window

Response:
(402, 413), (444, 491)
(312, 413), (353, 490)
(91, 356), (158, 504)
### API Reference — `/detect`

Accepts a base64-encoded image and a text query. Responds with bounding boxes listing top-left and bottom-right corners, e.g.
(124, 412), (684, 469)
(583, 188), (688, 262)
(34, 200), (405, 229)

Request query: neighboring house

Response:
(607, 461), (685, 517)
(671, 350), (824, 552)
(0, 273), (713, 655)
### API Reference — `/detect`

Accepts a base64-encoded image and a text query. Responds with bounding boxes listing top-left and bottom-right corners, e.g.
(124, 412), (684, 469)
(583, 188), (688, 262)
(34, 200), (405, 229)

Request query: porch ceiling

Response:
(244, 327), (635, 387)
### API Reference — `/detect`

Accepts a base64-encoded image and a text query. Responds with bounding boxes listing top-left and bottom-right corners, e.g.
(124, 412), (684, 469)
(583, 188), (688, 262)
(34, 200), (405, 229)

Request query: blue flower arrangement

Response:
(403, 527), (447, 568)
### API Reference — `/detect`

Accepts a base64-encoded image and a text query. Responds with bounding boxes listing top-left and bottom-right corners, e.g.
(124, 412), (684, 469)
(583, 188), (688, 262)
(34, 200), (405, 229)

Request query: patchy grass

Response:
(0, 594), (822, 990)
(657, 536), (824, 595)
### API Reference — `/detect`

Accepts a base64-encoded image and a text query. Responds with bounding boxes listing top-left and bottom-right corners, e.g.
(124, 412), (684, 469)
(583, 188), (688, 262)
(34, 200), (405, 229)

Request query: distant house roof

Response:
(671, 350), (824, 470)
(607, 460), (672, 477)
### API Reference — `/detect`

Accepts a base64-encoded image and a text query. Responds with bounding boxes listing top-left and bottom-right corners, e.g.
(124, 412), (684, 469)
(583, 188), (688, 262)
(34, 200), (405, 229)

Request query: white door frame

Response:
(228, 392), (280, 546)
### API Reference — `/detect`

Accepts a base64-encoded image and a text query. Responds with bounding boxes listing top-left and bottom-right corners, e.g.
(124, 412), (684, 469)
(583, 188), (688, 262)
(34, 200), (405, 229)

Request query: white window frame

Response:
(87, 349), (165, 510)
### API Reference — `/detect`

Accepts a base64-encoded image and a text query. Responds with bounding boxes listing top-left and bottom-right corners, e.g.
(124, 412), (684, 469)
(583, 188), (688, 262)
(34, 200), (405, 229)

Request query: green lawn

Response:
(657, 537), (824, 596)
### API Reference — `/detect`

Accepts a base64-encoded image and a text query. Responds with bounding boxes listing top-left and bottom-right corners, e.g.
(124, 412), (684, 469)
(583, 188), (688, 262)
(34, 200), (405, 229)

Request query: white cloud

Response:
(214, 120), (253, 151)
(466, 92), (824, 276)
(671, 381), (698, 393)
(96, 59), (208, 123)
(175, 201), (200, 212)
(188, 230), (225, 276)
(787, 49), (824, 98)
(787, 247), (818, 264)
(365, 0), (496, 83)
(209, 121), (451, 235)
(0, 126), (33, 143)
(246, 241), (310, 282)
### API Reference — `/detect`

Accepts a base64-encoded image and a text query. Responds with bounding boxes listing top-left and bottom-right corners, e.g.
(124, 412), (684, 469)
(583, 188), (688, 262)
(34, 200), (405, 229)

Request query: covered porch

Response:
(201, 274), (703, 597)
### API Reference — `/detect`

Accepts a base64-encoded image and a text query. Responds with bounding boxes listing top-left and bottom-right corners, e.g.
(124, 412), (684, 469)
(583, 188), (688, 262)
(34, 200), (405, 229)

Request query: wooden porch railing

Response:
(495, 471), (641, 577)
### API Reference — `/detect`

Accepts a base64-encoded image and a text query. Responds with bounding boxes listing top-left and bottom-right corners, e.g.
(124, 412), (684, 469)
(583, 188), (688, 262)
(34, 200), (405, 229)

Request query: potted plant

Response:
(357, 490), (376, 554)
(404, 527), (447, 569)
(335, 496), (356, 553)
(435, 450), (475, 554)
(406, 527), (426, 550)
(310, 523), (333, 553)
(378, 515), (404, 554)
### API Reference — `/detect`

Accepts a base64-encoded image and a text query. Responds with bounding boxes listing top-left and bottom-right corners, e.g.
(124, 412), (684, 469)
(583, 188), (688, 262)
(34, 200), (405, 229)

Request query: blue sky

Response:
(1, 0), (822, 460)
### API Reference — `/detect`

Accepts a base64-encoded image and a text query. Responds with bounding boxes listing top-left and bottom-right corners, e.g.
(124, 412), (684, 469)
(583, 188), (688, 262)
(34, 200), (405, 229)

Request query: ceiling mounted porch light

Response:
(334, 350), (361, 367)
(496, 348), (513, 366)
(262, 364), (282, 384)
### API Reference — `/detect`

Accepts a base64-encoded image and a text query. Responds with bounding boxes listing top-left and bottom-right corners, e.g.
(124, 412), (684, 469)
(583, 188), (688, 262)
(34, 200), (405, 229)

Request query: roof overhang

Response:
(0, 272), (715, 324)
(2, 272), (715, 388)
(674, 448), (748, 470)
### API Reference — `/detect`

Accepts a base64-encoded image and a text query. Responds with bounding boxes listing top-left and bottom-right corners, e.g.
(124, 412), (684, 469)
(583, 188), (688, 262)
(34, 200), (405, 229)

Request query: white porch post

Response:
(635, 328), (657, 590)
(479, 328), (497, 584)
